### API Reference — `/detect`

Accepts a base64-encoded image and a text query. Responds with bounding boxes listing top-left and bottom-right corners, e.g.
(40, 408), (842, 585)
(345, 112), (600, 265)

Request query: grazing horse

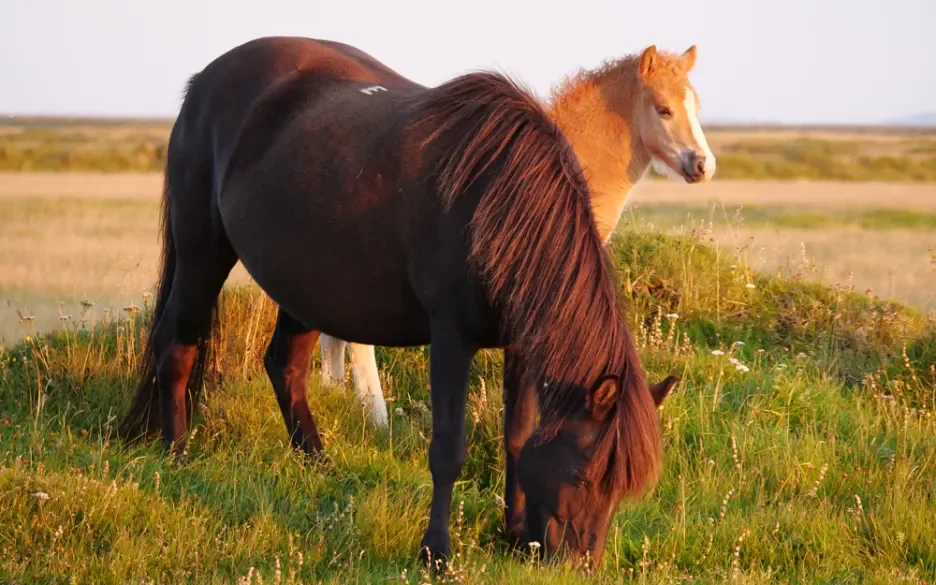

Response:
(117, 36), (676, 567)
(303, 42), (711, 542)
(322, 43), (713, 428)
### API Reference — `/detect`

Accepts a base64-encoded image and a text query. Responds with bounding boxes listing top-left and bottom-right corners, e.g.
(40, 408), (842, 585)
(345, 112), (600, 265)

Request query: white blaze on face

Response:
(684, 88), (716, 180)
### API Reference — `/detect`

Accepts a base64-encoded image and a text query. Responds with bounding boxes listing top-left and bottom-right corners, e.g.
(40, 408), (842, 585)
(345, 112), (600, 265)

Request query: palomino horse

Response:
(117, 36), (677, 567)
(323, 44), (715, 430)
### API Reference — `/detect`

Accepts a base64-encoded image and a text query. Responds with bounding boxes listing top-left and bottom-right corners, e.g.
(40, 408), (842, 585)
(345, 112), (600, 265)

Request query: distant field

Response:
(2, 118), (936, 181)
(1, 171), (935, 344)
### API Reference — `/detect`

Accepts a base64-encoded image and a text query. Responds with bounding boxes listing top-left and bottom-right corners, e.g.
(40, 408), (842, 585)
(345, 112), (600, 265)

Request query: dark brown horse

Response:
(118, 36), (676, 568)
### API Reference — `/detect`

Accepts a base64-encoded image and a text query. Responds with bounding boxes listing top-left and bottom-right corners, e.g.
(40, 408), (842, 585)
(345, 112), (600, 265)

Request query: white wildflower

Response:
(711, 350), (725, 356)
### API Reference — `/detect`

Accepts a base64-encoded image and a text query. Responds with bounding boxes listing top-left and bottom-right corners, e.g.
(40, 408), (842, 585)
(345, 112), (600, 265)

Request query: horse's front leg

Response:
(419, 318), (476, 568)
(502, 347), (537, 547)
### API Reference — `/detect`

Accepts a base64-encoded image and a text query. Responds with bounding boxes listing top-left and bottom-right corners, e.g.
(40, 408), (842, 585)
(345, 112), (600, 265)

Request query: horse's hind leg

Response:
(321, 335), (389, 428)
(349, 343), (389, 427)
(264, 309), (324, 456)
(153, 244), (236, 454)
(319, 334), (347, 385)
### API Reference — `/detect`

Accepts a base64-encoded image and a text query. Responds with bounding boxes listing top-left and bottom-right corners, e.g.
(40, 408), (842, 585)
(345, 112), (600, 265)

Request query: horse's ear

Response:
(638, 45), (658, 81)
(587, 376), (619, 421)
(681, 45), (697, 72)
(649, 375), (680, 406)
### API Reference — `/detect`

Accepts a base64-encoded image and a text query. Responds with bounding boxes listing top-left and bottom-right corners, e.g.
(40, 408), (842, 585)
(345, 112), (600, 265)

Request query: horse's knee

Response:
(429, 433), (467, 482)
(157, 344), (198, 386)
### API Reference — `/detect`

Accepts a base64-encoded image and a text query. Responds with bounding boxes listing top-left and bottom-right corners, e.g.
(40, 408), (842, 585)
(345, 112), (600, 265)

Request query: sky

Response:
(1, 0), (933, 125)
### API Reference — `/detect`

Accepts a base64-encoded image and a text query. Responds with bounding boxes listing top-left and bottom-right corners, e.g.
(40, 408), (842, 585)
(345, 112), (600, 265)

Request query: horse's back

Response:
(165, 35), (426, 271)
(172, 36), (420, 194)
(215, 68), (434, 343)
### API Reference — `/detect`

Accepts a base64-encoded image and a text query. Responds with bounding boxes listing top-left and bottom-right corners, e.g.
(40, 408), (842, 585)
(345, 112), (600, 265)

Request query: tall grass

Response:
(1, 230), (934, 583)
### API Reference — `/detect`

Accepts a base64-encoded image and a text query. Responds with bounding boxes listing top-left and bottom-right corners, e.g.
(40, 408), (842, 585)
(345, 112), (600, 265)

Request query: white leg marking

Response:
(320, 334), (347, 386)
(349, 343), (388, 428)
(684, 88), (716, 179)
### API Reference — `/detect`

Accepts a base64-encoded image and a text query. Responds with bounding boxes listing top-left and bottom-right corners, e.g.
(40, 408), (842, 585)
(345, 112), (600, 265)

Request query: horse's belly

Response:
(222, 196), (430, 346)
(218, 91), (433, 346)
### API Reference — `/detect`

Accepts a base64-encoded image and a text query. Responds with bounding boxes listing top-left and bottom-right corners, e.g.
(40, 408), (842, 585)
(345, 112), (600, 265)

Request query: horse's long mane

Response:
(411, 71), (662, 496)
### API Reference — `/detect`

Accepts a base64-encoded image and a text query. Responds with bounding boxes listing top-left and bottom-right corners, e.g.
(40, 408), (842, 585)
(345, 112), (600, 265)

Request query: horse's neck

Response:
(549, 73), (651, 242)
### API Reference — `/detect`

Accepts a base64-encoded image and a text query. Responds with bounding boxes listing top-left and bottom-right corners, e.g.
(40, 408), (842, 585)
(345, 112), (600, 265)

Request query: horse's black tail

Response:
(117, 167), (224, 444)
(117, 174), (177, 441)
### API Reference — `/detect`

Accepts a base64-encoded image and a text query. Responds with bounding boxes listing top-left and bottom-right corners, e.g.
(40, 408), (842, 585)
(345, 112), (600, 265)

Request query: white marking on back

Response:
(684, 88), (716, 179)
(360, 85), (388, 96)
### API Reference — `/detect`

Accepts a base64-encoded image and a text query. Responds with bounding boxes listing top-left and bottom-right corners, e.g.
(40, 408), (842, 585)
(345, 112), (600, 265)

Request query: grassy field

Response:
(1, 124), (936, 583)
(2, 119), (936, 181)
(1, 230), (934, 584)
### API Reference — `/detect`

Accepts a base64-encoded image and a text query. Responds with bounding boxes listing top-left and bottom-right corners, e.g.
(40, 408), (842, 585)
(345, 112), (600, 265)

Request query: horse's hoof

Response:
(504, 509), (530, 550)
(419, 530), (451, 572)
(310, 452), (334, 474)
(506, 525), (530, 550)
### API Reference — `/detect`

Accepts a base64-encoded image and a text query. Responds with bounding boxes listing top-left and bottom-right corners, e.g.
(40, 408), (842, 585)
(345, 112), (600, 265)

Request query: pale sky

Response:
(1, 0), (933, 124)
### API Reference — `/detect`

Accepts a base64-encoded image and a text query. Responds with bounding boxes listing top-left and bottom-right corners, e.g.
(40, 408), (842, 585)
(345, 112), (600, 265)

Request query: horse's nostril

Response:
(694, 157), (706, 176)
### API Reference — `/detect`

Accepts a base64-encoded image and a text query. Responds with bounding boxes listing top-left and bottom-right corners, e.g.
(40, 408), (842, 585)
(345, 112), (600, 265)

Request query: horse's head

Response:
(630, 45), (716, 184)
(517, 373), (680, 567)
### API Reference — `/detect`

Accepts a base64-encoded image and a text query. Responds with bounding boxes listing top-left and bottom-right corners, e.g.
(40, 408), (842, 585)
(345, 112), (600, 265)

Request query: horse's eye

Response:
(656, 106), (672, 118)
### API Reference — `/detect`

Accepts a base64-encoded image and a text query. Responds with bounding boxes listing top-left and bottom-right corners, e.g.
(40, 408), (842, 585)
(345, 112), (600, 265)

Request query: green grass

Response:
(1, 231), (935, 584)
(622, 204), (936, 232)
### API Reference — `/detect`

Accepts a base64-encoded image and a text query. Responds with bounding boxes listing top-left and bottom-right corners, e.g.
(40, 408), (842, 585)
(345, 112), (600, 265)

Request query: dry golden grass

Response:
(696, 226), (936, 310)
(0, 175), (252, 344)
(630, 178), (936, 210)
(0, 171), (161, 199)
(1, 171), (935, 343)
(627, 179), (936, 311)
